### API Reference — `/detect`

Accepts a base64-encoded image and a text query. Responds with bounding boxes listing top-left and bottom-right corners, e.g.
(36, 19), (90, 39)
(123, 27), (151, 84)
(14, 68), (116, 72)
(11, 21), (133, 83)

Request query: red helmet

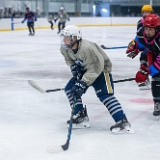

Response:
(144, 14), (160, 28)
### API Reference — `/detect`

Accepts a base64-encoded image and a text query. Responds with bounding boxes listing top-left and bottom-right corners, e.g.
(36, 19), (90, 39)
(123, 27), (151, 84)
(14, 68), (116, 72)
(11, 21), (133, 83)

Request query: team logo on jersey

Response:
(96, 89), (102, 94)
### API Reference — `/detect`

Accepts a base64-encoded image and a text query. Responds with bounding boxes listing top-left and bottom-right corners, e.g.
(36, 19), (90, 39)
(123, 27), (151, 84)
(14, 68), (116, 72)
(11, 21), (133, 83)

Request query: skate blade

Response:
(139, 86), (151, 90)
(67, 122), (91, 129)
(139, 83), (150, 90)
(155, 116), (160, 121)
(111, 127), (134, 134)
(139, 87), (151, 90)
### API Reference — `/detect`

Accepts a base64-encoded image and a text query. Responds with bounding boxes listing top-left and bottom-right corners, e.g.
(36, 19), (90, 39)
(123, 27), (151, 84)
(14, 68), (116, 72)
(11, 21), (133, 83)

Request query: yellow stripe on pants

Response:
(104, 72), (113, 94)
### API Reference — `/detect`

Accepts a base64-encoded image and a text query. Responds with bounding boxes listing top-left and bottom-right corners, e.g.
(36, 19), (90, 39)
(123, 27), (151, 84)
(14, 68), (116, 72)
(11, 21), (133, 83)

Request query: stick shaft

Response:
(28, 78), (135, 93)
(101, 44), (127, 49)
(113, 78), (135, 83)
(13, 22), (21, 24)
(45, 78), (135, 92)
(61, 97), (75, 151)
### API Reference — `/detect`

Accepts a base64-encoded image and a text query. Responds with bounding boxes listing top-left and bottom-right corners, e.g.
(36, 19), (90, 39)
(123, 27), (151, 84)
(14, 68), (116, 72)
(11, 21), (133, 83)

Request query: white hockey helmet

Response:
(61, 25), (82, 40)
(60, 7), (64, 10)
(61, 25), (82, 49)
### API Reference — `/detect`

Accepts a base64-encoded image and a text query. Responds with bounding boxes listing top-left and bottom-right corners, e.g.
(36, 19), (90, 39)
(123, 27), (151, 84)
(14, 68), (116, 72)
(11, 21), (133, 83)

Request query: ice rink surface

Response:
(0, 26), (160, 160)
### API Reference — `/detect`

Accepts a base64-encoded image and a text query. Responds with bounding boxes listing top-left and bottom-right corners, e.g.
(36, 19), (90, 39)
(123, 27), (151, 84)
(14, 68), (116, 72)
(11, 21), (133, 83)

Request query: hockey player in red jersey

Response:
(127, 5), (154, 90)
(126, 14), (160, 118)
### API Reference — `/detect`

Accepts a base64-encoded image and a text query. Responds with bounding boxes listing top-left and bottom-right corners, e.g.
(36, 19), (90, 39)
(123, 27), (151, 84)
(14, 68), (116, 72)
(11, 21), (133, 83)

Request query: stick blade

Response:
(28, 80), (46, 93)
(47, 145), (64, 153)
(47, 139), (70, 153)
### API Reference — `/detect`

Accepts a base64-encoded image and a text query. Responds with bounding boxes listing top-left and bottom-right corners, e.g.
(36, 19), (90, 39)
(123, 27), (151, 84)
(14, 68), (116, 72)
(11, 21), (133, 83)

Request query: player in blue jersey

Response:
(21, 7), (37, 36)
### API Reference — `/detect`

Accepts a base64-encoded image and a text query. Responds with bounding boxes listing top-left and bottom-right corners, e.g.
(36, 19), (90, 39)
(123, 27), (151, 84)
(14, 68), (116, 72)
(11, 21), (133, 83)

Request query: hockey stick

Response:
(13, 22), (21, 24)
(28, 78), (135, 93)
(60, 96), (75, 151)
(28, 80), (64, 93)
(47, 97), (75, 153)
(101, 44), (127, 49)
(113, 77), (135, 83)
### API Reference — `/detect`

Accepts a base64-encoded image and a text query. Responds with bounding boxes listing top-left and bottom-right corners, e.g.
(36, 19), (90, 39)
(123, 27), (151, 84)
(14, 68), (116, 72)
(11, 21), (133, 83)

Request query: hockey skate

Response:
(67, 106), (91, 129)
(110, 115), (134, 134)
(153, 102), (160, 120)
(28, 32), (32, 36)
(138, 78), (150, 90)
(30, 32), (35, 36)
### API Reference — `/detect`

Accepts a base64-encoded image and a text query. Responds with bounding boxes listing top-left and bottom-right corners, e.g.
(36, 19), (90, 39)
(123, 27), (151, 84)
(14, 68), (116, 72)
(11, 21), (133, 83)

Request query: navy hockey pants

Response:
(65, 72), (125, 122)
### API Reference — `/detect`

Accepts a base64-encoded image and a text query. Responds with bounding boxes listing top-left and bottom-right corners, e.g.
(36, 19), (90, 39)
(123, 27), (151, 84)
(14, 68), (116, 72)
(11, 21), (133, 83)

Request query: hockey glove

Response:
(126, 40), (140, 59)
(72, 80), (87, 98)
(54, 18), (58, 23)
(71, 60), (86, 80)
(135, 65), (150, 83)
(74, 59), (86, 80)
(149, 54), (160, 76)
(70, 64), (77, 78)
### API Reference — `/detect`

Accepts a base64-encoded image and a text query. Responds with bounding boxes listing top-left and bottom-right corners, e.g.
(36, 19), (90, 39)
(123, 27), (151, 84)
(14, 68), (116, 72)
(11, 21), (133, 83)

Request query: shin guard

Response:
(151, 78), (160, 102)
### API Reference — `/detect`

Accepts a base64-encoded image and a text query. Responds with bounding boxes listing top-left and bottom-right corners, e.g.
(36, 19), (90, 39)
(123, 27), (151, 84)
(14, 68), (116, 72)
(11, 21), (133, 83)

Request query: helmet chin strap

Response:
(71, 40), (78, 48)
(70, 36), (81, 49)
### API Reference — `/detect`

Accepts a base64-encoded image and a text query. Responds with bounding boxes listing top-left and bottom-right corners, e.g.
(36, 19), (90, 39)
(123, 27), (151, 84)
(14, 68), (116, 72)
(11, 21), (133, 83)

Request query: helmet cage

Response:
(61, 25), (82, 49)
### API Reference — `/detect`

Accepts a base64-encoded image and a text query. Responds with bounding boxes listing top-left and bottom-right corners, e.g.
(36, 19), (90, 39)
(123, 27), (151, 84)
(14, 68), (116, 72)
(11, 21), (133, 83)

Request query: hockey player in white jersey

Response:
(60, 25), (134, 134)
(54, 7), (70, 34)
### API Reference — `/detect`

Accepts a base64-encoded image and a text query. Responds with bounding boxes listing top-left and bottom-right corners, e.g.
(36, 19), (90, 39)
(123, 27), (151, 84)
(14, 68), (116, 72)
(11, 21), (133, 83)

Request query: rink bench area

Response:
(0, 17), (139, 31)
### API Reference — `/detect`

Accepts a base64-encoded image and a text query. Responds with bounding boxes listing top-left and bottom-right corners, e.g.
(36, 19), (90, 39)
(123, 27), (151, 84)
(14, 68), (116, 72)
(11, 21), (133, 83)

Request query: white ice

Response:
(0, 26), (160, 160)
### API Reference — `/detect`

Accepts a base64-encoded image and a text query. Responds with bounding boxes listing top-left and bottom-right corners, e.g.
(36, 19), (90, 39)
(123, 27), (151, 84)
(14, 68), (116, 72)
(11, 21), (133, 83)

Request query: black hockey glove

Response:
(70, 64), (86, 80)
(74, 59), (86, 80)
(70, 64), (77, 78)
(72, 80), (87, 98)
(71, 60), (86, 80)
(54, 18), (58, 23)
